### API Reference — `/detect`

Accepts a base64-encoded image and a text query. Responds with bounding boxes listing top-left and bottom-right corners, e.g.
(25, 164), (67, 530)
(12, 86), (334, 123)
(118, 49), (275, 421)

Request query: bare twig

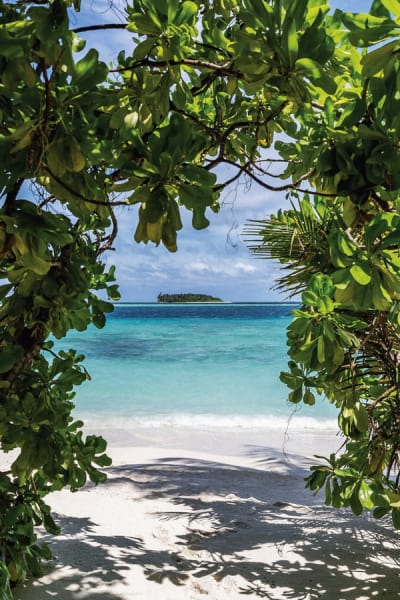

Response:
(110, 57), (236, 76)
(97, 207), (118, 254)
(368, 385), (398, 411)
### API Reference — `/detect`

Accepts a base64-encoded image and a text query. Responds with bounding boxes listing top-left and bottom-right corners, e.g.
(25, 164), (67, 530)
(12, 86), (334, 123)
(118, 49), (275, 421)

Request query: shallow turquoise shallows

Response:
(62, 303), (337, 429)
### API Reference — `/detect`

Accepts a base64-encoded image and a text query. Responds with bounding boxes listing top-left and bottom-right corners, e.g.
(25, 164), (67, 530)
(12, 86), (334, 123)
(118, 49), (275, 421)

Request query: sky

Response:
(74, 0), (372, 302)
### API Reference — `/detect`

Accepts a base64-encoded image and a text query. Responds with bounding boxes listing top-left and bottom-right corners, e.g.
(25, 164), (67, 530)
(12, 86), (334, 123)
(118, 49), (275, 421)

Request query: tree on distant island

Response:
(1, 0), (400, 594)
(157, 292), (223, 303)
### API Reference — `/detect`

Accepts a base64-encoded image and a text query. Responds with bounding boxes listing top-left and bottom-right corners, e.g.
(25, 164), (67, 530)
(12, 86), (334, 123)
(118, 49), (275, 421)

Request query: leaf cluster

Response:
(245, 0), (400, 530)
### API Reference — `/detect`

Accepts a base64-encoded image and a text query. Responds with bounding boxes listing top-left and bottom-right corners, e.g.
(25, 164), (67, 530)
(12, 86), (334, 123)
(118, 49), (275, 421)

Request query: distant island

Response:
(157, 293), (223, 303)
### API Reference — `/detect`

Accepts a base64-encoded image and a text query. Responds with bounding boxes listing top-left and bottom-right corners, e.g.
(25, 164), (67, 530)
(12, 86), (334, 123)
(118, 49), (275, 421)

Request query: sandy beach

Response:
(10, 425), (400, 599)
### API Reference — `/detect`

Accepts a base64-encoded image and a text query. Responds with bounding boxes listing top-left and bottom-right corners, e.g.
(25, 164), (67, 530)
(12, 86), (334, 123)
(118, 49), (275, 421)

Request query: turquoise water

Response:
(65, 303), (337, 430)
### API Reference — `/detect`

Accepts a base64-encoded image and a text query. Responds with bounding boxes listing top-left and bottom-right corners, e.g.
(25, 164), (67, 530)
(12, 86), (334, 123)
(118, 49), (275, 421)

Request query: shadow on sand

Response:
(16, 446), (400, 599)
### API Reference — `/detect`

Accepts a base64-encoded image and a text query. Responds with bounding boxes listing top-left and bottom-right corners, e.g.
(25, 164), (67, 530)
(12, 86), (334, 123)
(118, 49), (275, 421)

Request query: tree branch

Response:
(3, 179), (24, 215)
(214, 166), (247, 191)
(170, 103), (215, 136)
(72, 24), (127, 33)
(97, 207), (118, 255)
(369, 385), (398, 411)
(44, 167), (131, 207)
(110, 58), (237, 76)
(219, 157), (335, 196)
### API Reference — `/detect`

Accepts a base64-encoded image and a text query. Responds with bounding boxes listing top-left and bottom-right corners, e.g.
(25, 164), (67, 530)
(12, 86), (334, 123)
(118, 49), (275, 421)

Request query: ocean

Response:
(64, 303), (337, 430)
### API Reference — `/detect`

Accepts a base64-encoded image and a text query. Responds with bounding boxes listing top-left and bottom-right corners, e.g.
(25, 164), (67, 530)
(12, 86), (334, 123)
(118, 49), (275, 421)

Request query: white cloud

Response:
(101, 181), (289, 302)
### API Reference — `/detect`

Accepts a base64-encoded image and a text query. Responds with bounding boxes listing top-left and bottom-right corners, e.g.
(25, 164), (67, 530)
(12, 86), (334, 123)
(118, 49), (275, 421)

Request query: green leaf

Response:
(381, 0), (400, 17)
(342, 12), (396, 46)
(305, 467), (330, 492)
(74, 49), (103, 83)
(361, 40), (399, 77)
(316, 296), (334, 314)
(350, 489), (363, 516)
(337, 232), (356, 257)
(285, 21), (299, 67)
(94, 453), (112, 467)
(295, 57), (337, 94)
(350, 264), (372, 285)
(192, 209), (210, 230)
(387, 491), (400, 507)
(298, 22), (335, 64)
(332, 343), (344, 366)
(342, 198), (357, 227)
(175, 1), (198, 25)
(374, 506), (390, 518)
(127, 13), (161, 35)
(358, 481), (374, 509)
(289, 387), (303, 404)
(304, 389), (315, 405)
(280, 371), (301, 389)
(317, 335), (325, 363)
(42, 512), (61, 535)
(302, 290), (318, 306)
(179, 164), (217, 187)
(333, 468), (351, 478)
(353, 403), (369, 433)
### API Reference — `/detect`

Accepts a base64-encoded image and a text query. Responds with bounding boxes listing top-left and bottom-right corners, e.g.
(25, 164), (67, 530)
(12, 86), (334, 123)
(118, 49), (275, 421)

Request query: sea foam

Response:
(77, 412), (338, 432)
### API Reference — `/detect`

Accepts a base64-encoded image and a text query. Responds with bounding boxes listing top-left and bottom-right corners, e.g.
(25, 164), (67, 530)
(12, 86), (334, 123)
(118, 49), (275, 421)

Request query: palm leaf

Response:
(243, 197), (333, 295)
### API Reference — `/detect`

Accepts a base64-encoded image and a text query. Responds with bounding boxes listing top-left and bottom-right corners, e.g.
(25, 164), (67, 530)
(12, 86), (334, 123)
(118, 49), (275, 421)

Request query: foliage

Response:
(244, 1), (400, 528)
(157, 292), (223, 302)
(1, 0), (400, 595)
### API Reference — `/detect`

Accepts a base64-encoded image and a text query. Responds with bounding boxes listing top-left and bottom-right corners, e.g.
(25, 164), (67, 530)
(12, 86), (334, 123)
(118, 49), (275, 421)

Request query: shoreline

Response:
(74, 413), (339, 434)
(13, 424), (400, 600)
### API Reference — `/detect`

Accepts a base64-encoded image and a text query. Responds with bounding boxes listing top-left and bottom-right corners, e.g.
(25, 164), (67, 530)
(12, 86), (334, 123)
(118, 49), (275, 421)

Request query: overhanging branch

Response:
(44, 167), (130, 208)
(110, 57), (237, 76)
(72, 23), (127, 33)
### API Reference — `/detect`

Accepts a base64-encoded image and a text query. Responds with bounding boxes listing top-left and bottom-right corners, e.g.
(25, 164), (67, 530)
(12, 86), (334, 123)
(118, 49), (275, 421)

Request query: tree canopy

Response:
(1, 0), (400, 595)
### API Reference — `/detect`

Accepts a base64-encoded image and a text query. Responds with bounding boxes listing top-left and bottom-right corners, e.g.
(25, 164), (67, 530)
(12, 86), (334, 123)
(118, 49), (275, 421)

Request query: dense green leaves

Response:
(245, 0), (400, 537)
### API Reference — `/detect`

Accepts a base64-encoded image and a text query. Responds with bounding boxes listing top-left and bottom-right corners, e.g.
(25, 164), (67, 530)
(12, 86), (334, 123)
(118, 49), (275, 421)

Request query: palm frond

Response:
(243, 198), (333, 294)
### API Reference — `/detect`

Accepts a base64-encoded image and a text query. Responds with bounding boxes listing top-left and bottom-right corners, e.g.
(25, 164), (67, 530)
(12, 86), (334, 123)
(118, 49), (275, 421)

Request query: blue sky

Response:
(75, 0), (371, 302)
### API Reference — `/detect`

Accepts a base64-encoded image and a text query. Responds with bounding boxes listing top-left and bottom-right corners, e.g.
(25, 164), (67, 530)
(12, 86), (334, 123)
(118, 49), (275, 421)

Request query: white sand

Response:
(9, 425), (400, 599)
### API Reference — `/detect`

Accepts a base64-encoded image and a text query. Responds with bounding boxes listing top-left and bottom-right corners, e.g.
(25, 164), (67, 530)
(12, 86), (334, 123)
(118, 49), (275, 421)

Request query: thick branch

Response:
(3, 179), (24, 215)
(72, 24), (127, 34)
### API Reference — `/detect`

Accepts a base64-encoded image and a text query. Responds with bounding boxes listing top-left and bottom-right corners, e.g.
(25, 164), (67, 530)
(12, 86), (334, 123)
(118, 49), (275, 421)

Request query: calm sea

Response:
(64, 303), (337, 430)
